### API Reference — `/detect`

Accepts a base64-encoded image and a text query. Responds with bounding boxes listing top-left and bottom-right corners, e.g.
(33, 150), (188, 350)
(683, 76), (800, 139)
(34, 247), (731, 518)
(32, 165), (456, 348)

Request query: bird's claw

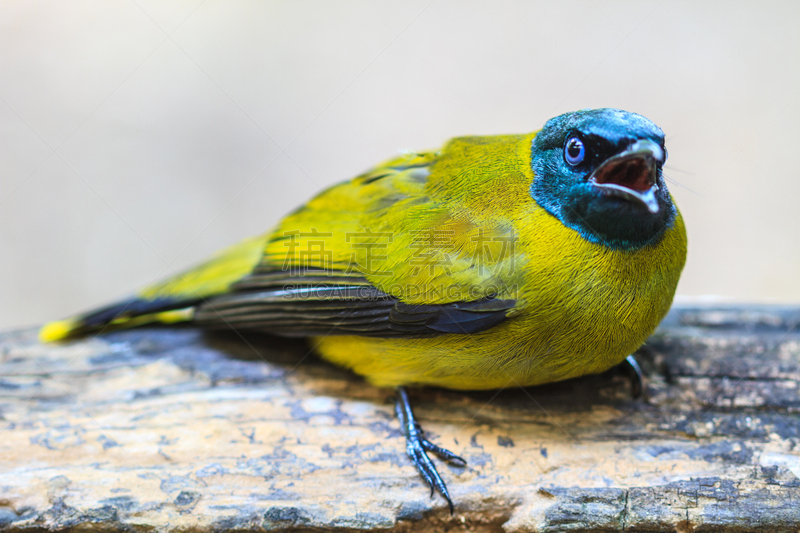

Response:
(421, 437), (466, 465)
(395, 388), (465, 515)
(623, 354), (644, 398)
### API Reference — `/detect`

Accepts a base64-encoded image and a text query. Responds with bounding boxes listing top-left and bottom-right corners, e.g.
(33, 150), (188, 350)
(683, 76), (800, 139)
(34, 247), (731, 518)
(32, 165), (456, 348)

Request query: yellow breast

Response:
(315, 202), (686, 390)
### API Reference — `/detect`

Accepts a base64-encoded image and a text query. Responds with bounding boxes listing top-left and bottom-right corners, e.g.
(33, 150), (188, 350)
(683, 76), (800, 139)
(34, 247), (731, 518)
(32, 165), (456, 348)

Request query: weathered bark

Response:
(1, 306), (798, 532)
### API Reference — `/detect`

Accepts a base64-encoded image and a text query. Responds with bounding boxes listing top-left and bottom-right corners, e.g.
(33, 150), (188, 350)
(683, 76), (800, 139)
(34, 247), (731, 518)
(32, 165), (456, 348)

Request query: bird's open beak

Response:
(588, 139), (664, 214)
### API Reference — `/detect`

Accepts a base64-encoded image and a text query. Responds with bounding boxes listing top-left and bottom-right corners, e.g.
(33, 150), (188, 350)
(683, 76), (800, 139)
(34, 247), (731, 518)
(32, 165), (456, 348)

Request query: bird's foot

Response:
(622, 354), (644, 399)
(395, 387), (466, 515)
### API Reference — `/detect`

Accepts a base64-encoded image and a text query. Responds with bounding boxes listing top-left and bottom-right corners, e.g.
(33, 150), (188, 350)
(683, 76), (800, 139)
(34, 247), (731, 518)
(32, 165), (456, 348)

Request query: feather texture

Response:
(40, 110), (686, 391)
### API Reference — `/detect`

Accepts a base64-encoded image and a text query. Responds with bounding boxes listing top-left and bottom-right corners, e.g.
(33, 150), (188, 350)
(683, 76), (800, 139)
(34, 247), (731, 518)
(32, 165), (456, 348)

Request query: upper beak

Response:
(588, 139), (664, 214)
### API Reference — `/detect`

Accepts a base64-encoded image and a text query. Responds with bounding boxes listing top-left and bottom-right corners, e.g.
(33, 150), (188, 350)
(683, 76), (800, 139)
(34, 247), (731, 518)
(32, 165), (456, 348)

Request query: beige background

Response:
(2, 1), (799, 329)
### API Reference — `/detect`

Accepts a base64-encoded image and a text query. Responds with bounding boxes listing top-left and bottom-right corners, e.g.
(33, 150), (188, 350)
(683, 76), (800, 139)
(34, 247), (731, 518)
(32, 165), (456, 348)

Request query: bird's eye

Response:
(564, 137), (585, 166)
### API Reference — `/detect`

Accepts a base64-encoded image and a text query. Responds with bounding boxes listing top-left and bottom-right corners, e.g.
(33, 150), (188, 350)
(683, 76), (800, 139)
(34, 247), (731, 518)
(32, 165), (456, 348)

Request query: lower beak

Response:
(588, 139), (664, 214)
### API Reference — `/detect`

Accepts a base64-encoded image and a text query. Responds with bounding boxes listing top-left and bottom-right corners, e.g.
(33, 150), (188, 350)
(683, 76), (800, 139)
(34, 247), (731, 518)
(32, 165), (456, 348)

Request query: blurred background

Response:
(2, 0), (799, 329)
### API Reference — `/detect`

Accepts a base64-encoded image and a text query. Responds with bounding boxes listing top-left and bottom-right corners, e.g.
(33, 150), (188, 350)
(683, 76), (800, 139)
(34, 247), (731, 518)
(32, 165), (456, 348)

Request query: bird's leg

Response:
(621, 354), (644, 399)
(394, 387), (466, 515)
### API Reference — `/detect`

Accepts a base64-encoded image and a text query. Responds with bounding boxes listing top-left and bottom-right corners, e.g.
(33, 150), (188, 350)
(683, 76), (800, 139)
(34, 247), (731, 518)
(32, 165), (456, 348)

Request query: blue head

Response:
(530, 108), (676, 250)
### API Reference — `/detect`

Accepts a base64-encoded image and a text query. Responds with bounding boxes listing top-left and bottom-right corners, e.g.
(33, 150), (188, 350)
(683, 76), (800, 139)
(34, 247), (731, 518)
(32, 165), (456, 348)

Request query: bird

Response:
(40, 108), (687, 513)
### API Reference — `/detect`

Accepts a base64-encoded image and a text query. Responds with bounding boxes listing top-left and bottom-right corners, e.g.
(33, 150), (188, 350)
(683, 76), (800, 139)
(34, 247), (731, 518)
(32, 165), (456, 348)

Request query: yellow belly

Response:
(315, 206), (687, 390)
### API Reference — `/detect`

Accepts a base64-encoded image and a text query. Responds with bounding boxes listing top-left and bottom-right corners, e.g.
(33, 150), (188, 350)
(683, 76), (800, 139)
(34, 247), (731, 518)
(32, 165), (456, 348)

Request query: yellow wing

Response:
(193, 146), (521, 336)
(41, 142), (527, 342)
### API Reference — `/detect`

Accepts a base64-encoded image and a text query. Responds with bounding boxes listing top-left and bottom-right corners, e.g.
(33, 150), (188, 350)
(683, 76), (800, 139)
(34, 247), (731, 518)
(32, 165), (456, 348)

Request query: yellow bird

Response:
(41, 108), (687, 512)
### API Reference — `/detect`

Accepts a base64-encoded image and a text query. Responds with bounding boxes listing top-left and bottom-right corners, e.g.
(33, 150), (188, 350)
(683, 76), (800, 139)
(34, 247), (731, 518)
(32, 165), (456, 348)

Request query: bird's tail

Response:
(38, 298), (198, 342)
(39, 232), (270, 342)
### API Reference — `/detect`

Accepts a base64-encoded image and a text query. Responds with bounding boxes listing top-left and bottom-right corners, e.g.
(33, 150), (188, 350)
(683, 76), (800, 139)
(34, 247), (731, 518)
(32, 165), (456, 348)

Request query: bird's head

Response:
(530, 108), (676, 250)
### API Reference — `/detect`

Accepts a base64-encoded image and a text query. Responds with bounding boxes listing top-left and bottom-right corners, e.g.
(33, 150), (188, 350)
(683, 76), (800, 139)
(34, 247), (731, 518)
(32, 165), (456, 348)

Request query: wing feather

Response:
(194, 267), (515, 338)
(41, 148), (520, 342)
